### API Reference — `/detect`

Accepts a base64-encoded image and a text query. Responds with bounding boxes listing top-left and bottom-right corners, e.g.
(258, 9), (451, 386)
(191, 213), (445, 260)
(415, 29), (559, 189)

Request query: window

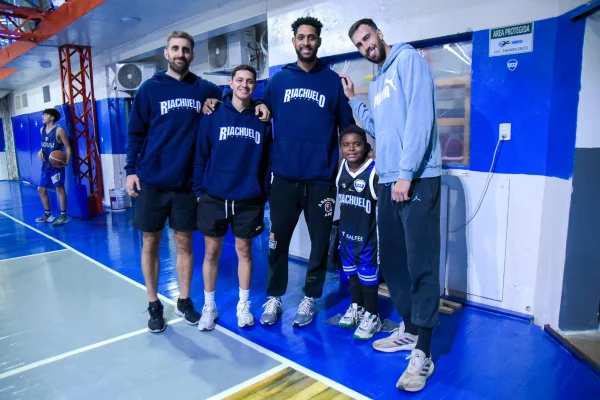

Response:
(43, 85), (51, 103)
(21, 92), (28, 108)
(15, 94), (21, 109)
(330, 39), (473, 166)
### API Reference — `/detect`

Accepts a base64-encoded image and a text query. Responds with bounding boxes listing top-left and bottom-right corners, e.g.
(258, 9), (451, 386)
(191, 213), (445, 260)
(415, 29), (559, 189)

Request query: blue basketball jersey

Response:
(41, 125), (64, 172)
(336, 158), (378, 270)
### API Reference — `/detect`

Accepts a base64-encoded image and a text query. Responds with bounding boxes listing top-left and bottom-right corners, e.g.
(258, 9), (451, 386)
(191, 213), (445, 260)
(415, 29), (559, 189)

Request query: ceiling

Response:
(0, 0), (237, 90)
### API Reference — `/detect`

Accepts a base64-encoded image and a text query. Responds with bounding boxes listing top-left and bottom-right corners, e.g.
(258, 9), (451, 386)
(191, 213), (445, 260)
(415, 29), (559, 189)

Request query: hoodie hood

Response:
(153, 70), (199, 84)
(282, 59), (327, 73)
(380, 43), (414, 75)
(222, 94), (256, 114)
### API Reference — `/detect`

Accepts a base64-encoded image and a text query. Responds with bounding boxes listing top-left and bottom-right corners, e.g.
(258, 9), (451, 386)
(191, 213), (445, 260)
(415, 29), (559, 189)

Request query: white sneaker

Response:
(198, 302), (218, 331)
(237, 300), (254, 328)
(372, 322), (417, 353)
(339, 303), (364, 329)
(396, 349), (435, 392)
(354, 311), (382, 340)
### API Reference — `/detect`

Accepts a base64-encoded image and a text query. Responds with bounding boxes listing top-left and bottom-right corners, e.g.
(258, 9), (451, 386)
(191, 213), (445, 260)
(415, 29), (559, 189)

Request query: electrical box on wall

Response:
(500, 123), (511, 141)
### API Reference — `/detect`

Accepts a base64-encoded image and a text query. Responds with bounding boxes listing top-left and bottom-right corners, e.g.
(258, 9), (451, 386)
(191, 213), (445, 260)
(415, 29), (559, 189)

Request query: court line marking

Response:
(0, 210), (371, 400)
(0, 317), (184, 380)
(205, 364), (288, 400)
(0, 249), (68, 264)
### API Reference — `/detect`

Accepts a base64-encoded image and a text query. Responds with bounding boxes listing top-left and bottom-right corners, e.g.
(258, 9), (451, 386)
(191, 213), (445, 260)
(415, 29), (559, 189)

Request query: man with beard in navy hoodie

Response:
(193, 64), (271, 332)
(125, 31), (270, 334)
(260, 17), (355, 328)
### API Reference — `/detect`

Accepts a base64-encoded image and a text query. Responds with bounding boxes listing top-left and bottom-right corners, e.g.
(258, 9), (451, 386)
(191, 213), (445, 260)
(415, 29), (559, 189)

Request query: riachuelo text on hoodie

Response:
(349, 43), (441, 184)
(263, 60), (355, 185)
(125, 71), (223, 191)
(193, 94), (272, 201)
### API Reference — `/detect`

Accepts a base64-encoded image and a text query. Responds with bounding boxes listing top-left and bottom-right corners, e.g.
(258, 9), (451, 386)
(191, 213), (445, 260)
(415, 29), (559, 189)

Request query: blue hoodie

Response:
(125, 71), (222, 191)
(264, 60), (355, 185)
(349, 44), (441, 184)
(193, 93), (272, 201)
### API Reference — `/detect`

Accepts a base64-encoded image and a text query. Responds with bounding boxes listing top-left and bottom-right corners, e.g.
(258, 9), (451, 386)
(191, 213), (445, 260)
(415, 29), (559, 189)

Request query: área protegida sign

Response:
(489, 22), (534, 57)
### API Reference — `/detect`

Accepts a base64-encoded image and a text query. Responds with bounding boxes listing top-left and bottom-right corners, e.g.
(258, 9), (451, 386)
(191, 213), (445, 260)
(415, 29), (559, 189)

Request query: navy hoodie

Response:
(263, 60), (355, 184)
(125, 71), (222, 191)
(193, 93), (272, 201)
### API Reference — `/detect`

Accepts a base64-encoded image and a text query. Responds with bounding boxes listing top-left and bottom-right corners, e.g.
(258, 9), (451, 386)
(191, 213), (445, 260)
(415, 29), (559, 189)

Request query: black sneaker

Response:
(147, 301), (166, 333)
(175, 298), (200, 325)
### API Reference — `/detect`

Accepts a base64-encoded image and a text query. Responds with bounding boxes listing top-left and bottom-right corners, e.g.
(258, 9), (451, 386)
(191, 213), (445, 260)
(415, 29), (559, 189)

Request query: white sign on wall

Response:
(489, 22), (534, 57)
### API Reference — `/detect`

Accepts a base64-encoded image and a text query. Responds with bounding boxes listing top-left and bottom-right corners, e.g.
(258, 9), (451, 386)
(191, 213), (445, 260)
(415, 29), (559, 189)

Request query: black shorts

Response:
(132, 182), (197, 233)
(197, 194), (265, 239)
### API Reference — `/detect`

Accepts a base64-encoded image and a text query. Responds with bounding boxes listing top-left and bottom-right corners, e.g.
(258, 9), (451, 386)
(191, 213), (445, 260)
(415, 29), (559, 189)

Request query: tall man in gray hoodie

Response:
(340, 19), (441, 393)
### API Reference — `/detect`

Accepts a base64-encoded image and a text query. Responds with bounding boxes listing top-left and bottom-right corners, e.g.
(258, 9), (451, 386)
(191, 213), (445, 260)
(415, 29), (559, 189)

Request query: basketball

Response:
(49, 150), (67, 167)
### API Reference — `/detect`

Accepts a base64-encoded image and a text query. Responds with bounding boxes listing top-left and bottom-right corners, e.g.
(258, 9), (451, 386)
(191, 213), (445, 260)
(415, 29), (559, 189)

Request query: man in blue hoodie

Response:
(341, 19), (441, 392)
(125, 31), (270, 334)
(259, 16), (355, 328)
(193, 64), (271, 332)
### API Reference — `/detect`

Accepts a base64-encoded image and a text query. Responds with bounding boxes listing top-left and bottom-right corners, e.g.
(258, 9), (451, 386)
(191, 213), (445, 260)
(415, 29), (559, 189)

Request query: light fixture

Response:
(39, 60), (52, 68)
(121, 17), (140, 25)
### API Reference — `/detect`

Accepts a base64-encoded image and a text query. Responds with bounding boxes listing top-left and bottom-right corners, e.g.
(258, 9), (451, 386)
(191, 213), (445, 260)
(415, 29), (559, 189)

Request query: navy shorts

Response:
(39, 168), (65, 188)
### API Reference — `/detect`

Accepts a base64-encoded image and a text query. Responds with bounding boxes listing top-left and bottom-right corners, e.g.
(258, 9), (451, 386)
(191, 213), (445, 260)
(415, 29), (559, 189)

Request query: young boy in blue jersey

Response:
(342, 19), (441, 392)
(126, 31), (271, 334)
(193, 64), (271, 331)
(35, 108), (71, 227)
(336, 125), (381, 340)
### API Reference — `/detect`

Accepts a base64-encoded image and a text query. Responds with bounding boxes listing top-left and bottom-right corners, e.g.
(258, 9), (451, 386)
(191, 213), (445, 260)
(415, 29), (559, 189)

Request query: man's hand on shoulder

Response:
(202, 98), (221, 115)
(255, 104), (270, 122)
(339, 73), (355, 100)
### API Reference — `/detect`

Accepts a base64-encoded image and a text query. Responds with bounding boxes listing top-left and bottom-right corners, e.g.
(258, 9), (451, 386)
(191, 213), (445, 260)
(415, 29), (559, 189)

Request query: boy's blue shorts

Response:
(39, 168), (65, 188)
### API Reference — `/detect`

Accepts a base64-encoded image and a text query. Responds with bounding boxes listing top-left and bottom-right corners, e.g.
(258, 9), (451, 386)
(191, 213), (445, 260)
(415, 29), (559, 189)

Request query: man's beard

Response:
(295, 46), (317, 63)
(169, 57), (189, 74)
(365, 39), (386, 64)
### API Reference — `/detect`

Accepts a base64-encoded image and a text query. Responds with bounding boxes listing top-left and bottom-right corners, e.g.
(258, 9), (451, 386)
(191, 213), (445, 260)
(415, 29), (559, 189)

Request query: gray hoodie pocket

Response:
(377, 128), (403, 177)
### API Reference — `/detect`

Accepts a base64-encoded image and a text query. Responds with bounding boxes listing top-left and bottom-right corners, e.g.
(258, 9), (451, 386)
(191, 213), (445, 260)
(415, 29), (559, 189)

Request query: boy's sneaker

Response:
(147, 301), (166, 333)
(396, 349), (435, 392)
(198, 302), (218, 331)
(175, 298), (200, 325)
(372, 322), (417, 353)
(35, 214), (55, 223)
(52, 214), (68, 226)
(260, 297), (282, 326)
(293, 296), (317, 327)
(339, 303), (364, 329)
(237, 300), (254, 328)
(354, 311), (382, 340)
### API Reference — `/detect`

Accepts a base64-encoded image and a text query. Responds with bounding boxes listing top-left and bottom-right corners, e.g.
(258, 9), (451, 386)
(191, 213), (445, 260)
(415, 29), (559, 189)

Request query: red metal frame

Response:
(59, 44), (104, 216)
(0, 4), (48, 42)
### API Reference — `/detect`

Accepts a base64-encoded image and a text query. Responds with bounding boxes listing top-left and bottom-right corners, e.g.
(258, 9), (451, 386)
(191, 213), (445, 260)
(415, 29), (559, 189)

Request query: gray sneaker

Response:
(260, 297), (282, 326)
(52, 214), (69, 226)
(293, 296), (317, 327)
(35, 214), (55, 223)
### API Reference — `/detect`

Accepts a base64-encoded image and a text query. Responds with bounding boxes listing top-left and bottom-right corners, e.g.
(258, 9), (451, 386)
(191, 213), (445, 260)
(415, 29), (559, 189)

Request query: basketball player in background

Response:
(341, 19), (441, 392)
(35, 108), (70, 227)
(125, 31), (270, 333)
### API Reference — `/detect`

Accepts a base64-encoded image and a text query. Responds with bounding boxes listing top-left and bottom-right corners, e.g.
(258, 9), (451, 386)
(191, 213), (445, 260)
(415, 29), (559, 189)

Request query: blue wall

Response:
(0, 118), (5, 151)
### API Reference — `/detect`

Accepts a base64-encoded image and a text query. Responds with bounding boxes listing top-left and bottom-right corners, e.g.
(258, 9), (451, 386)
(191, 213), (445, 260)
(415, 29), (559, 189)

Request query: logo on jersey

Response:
(341, 231), (363, 242)
(283, 88), (326, 108)
(338, 193), (372, 214)
(159, 98), (202, 115)
(219, 126), (261, 144)
(354, 179), (366, 193)
(318, 197), (335, 217)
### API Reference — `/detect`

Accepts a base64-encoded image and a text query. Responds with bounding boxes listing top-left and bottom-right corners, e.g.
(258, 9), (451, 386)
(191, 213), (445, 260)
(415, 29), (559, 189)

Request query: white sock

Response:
(239, 288), (250, 304)
(204, 291), (215, 306)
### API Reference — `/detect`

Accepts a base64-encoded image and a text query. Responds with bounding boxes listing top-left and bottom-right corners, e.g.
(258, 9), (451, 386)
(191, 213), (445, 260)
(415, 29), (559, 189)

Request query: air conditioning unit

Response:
(115, 62), (156, 91)
(207, 27), (258, 73)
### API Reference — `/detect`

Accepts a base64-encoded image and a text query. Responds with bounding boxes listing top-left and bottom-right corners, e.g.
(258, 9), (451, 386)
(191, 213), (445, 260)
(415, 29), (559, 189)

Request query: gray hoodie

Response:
(349, 43), (441, 184)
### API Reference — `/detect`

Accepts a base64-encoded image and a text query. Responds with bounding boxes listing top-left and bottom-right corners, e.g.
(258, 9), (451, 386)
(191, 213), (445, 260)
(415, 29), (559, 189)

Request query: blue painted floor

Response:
(1, 180), (600, 399)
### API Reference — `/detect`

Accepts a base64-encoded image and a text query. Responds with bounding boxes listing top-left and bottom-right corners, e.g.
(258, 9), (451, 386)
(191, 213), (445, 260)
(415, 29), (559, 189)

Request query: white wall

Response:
(268, 0), (590, 327)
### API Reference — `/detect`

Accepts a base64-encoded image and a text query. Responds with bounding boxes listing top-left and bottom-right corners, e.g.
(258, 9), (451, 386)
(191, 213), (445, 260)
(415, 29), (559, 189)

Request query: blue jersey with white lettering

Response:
(193, 94), (272, 201)
(41, 125), (64, 172)
(336, 158), (378, 268)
